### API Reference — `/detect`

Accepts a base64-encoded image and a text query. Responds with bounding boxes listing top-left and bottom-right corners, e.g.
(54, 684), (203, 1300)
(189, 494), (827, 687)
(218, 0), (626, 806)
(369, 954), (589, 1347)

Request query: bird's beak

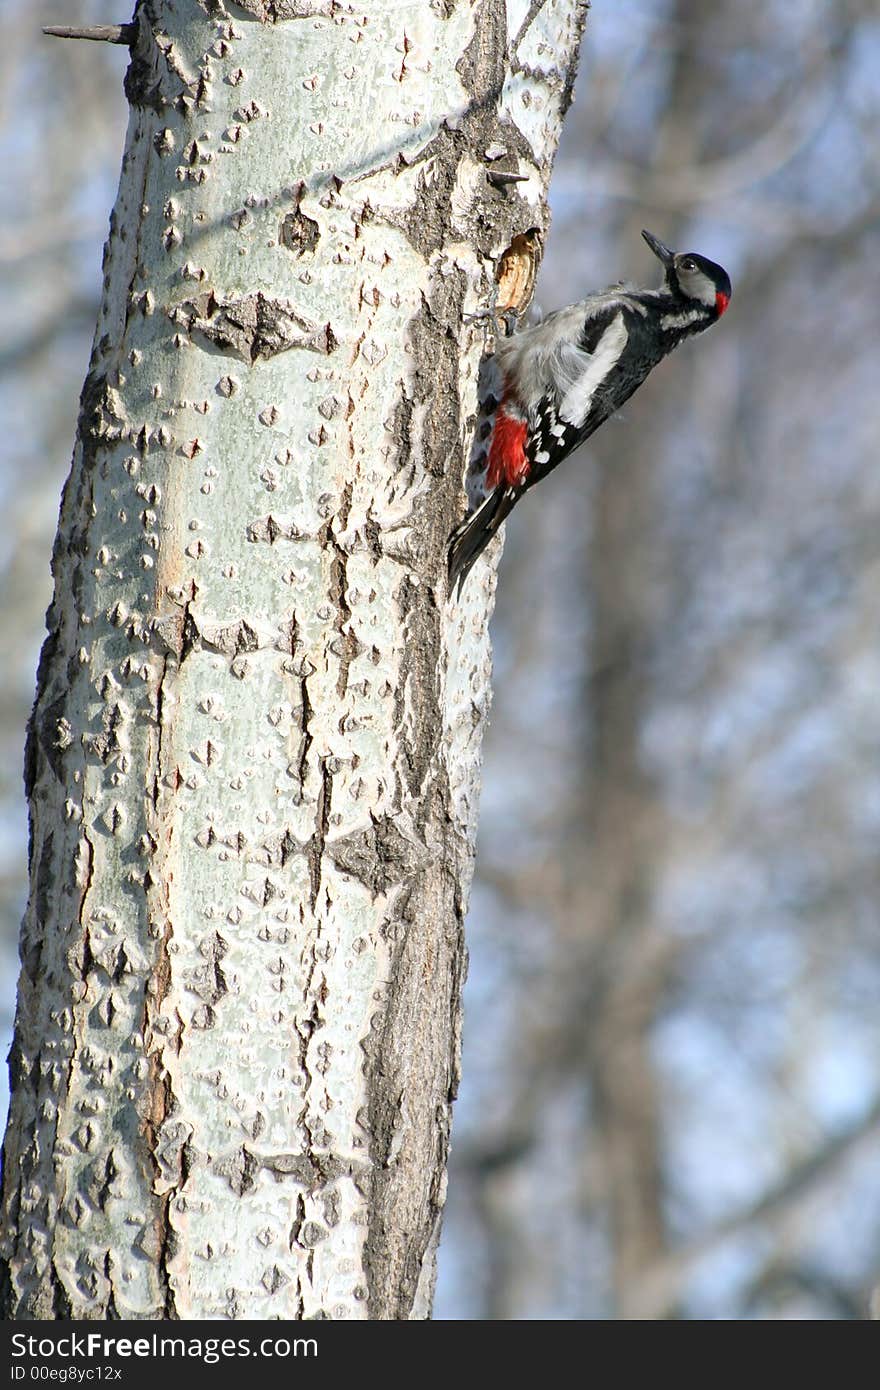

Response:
(641, 229), (675, 266)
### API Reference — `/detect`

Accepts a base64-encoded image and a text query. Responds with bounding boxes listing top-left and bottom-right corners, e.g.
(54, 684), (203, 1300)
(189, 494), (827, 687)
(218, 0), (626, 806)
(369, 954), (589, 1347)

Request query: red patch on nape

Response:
(715, 290), (730, 316)
(487, 399), (529, 489)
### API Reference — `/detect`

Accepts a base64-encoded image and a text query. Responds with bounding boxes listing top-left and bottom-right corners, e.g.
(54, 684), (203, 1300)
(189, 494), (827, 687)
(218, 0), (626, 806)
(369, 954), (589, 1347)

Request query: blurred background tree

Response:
(3, 0), (880, 1319)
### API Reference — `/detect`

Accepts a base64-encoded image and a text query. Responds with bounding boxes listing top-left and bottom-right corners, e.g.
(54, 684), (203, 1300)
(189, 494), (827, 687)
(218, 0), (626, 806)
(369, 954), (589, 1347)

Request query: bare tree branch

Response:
(42, 25), (134, 46)
(631, 1100), (880, 1319)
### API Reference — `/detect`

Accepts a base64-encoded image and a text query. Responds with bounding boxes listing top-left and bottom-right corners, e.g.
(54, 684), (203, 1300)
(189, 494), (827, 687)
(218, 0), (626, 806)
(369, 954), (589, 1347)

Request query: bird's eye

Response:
(679, 257), (697, 272)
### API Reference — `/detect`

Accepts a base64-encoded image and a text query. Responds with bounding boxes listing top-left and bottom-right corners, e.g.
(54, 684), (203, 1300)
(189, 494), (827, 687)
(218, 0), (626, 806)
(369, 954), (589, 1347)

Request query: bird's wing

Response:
(494, 299), (626, 417)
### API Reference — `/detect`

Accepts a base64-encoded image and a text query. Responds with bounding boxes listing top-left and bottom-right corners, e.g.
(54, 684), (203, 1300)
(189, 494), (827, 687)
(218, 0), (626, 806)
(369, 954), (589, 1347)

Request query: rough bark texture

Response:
(1, 0), (588, 1319)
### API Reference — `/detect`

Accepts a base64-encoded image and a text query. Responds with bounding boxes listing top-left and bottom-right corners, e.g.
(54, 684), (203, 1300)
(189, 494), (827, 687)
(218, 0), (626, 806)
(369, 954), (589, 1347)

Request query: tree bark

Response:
(0, 0), (587, 1319)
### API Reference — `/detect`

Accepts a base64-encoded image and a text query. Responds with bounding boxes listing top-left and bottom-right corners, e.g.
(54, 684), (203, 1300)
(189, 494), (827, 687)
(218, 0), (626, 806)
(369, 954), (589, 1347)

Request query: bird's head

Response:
(642, 229), (731, 318)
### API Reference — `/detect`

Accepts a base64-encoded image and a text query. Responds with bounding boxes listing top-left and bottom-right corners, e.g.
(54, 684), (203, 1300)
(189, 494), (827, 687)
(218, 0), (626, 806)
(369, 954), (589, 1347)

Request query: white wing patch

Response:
(558, 312), (629, 427)
(494, 296), (635, 406)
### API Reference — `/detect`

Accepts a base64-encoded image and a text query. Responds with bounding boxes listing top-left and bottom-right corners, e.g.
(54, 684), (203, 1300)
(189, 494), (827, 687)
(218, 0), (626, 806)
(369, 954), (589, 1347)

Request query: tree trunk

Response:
(0, 0), (587, 1319)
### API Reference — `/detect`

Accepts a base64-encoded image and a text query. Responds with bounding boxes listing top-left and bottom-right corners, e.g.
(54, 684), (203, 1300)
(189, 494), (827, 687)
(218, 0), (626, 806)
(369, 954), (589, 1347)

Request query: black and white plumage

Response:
(448, 230), (732, 591)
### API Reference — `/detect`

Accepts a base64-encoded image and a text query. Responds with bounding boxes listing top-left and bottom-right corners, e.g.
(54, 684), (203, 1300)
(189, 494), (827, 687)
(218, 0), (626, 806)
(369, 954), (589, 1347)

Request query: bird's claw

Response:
(463, 305), (520, 339)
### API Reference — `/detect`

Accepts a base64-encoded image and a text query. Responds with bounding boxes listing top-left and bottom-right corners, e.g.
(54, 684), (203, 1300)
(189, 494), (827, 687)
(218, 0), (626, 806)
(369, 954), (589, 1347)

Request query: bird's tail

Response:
(448, 486), (517, 595)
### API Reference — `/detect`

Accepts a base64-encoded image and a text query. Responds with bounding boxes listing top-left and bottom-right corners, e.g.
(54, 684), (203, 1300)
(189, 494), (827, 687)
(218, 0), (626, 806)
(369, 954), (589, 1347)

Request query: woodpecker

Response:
(448, 229), (732, 591)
